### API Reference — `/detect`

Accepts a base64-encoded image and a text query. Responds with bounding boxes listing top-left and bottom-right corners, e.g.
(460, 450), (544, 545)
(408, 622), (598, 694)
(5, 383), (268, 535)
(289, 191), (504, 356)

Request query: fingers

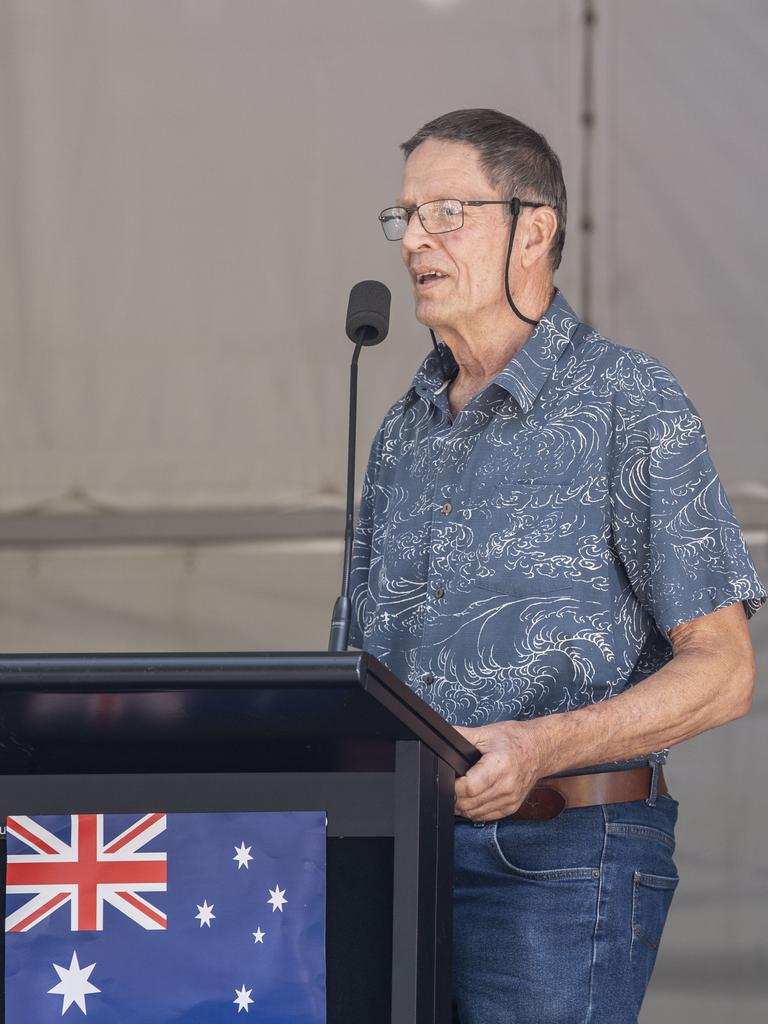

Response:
(455, 752), (504, 799)
(454, 792), (523, 821)
(454, 750), (529, 820)
(455, 804), (507, 822)
(455, 779), (507, 819)
(453, 724), (481, 745)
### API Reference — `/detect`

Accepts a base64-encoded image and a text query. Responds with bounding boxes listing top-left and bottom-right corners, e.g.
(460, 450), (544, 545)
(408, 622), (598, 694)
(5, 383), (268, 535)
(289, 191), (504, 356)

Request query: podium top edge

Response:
(0, 651), (368, 692)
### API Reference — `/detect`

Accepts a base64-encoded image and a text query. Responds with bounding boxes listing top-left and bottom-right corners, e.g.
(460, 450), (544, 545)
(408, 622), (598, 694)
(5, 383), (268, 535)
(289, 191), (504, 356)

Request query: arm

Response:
(455, 365), (765, 820)
(453, 599), (756, 821)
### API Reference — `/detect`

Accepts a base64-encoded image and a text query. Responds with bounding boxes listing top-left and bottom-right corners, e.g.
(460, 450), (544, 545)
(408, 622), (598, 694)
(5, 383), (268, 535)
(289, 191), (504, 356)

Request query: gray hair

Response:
(401, 108), (567, 271)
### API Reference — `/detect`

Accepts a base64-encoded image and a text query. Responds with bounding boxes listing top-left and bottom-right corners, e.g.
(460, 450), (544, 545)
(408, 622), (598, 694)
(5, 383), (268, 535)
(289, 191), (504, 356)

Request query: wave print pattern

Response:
(349, 290), (766, 745)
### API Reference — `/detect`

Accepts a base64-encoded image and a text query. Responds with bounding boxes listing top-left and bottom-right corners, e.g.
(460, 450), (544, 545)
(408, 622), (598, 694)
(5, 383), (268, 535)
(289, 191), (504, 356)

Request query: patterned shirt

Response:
(349, 289), (765, 767)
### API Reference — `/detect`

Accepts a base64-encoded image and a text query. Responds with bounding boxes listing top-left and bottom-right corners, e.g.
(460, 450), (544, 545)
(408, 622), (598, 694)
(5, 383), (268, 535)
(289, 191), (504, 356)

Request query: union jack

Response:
(5, 813), (167, 932)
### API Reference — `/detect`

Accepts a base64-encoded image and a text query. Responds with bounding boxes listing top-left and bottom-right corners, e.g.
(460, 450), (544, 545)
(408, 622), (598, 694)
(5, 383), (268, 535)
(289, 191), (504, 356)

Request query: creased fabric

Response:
(350, 290), (765, 768)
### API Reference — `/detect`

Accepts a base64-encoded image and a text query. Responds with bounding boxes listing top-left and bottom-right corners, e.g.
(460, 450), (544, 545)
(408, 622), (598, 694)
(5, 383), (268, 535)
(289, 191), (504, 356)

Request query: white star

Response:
(233, 841), (253, 869)
(233, 985), (254, 1013)
(47, 950), (100, 1015)
(195, 899), (216, 927)
(267, 885), (287, 912)
(252, 927), (266, 943)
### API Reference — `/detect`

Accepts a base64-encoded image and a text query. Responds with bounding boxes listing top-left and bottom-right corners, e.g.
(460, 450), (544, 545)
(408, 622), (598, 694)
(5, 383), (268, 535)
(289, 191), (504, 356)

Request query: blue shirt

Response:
(350, 289), (765, 766)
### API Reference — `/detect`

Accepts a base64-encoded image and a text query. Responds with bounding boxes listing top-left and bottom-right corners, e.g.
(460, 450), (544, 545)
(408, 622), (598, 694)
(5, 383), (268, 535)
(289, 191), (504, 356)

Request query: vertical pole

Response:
(432, 757), (456, 1024)
(390, 740), (447, 1023)
(580, 0), (597, 324)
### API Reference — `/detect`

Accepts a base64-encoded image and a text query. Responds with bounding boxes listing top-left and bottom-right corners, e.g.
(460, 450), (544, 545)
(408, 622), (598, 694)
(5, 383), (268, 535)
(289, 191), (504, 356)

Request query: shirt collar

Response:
(410, 340), (458, 402)
(493, 289), (581, 411)
(409, 289), (581, 414)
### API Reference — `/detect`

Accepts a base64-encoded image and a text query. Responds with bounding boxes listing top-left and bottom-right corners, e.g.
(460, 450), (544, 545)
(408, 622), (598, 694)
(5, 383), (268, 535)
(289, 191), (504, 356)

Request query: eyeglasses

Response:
(378, 198), (545, 241)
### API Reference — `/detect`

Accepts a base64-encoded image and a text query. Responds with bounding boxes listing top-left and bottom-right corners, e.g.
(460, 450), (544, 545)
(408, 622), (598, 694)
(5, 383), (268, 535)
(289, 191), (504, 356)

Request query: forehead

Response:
(399, 138), (496, 205)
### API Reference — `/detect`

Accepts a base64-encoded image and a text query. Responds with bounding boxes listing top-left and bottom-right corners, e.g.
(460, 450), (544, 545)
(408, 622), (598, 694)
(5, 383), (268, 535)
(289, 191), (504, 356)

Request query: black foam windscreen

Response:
(345, 280), (391, 346)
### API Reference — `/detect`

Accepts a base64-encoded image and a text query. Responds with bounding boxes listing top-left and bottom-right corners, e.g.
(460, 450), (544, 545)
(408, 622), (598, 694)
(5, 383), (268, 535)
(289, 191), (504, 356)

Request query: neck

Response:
(439, 279), (554, 414)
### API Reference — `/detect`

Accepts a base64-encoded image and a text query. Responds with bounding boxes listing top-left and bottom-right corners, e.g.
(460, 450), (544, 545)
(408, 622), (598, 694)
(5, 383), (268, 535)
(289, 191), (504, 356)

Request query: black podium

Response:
(0, 650), (478, 1023)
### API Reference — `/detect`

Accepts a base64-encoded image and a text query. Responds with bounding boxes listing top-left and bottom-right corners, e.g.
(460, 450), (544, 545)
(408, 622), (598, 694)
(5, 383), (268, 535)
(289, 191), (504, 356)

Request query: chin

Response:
(413, 298), (444, 330)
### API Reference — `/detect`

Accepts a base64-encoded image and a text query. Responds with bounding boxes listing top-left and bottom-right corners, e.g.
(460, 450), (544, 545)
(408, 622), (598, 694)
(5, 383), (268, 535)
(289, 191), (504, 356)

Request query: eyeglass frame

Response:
(377, 198), (546, 240)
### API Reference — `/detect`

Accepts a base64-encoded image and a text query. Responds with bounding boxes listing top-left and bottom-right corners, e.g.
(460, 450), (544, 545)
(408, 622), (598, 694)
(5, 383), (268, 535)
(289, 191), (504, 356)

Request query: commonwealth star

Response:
(47, 950), (100, 1015)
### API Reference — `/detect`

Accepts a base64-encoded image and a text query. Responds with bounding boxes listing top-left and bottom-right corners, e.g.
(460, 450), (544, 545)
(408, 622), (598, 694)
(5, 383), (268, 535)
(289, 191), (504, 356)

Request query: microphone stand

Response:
(328, 335), (364, 652)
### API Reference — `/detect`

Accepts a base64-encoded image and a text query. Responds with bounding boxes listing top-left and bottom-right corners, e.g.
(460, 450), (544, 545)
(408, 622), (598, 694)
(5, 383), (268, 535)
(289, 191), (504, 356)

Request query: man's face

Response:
(398, 138), (511, 334)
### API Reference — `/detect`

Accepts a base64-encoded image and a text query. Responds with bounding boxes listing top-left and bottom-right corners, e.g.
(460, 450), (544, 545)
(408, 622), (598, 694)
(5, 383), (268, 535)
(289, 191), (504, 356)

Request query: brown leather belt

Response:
(512, 767), (667, 820)
(458, 767), (667, 822)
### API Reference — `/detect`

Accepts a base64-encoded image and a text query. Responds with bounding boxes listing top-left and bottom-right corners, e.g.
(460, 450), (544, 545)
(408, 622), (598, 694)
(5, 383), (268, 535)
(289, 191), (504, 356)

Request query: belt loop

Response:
(645, 761), (659, 807)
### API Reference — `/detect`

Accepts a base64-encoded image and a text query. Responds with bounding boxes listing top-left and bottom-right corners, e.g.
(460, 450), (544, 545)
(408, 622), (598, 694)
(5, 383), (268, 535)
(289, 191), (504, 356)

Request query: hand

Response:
(453, 719), (550, 821)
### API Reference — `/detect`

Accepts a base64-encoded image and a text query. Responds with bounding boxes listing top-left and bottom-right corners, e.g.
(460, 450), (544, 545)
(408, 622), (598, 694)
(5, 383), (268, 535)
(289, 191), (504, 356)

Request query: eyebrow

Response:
(394, 195), (492, 208)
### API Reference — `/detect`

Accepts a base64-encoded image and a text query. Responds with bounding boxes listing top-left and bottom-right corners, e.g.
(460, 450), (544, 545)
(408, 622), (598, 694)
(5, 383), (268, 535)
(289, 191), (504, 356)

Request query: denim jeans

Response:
(452, 794), (679, 1024)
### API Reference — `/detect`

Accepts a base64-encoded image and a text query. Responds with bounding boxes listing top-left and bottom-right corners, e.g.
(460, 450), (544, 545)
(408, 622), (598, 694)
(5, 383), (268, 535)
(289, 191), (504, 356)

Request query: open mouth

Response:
(414, 271), (448, 288)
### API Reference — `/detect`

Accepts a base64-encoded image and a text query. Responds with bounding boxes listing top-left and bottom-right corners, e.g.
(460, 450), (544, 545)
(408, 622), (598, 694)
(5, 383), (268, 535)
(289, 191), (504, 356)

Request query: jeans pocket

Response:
(631, 871), (678, 955)
(490, 819), (601, 881)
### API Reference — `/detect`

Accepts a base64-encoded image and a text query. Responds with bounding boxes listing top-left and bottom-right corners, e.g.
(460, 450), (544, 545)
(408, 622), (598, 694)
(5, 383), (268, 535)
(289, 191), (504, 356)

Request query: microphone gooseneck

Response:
(328, 281), (391, 653)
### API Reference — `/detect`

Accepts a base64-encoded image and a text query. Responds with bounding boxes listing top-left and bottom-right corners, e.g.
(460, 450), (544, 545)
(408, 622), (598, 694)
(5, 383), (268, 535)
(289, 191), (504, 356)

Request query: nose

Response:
(400, 209), (435, 258)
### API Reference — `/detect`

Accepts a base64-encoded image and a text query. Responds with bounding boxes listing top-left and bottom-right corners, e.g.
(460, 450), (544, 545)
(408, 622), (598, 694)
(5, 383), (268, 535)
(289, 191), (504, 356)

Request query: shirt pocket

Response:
(464, 481), (580, 598)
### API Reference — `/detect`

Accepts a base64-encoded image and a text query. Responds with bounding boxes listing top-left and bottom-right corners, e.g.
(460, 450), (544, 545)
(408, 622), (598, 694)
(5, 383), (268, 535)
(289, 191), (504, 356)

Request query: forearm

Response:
(531, 632), (755, 778)
(454, 603), (756, 819)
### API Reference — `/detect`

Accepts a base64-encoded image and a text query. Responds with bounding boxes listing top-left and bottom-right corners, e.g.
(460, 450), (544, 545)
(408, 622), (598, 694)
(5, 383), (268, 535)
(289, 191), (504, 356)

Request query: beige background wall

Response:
(0, 2), (766, 1021)
(1, 1), (765, 521)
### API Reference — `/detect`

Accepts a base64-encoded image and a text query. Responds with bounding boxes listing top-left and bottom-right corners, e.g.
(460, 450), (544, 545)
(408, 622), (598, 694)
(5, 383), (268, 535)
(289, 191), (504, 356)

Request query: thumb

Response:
(453, 724), (482, 746)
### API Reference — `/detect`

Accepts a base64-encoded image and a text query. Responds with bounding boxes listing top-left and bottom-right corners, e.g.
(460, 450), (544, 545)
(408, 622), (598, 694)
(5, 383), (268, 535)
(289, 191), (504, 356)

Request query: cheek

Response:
(465, 266), (502, 298)
(450, 245), (505, 298)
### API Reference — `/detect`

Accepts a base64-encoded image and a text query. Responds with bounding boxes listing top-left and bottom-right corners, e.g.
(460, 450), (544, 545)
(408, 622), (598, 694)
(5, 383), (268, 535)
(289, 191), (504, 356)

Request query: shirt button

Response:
(434, 585), (445, 599)
(421, 672), (434, 685)
(441, 501), (453, 515)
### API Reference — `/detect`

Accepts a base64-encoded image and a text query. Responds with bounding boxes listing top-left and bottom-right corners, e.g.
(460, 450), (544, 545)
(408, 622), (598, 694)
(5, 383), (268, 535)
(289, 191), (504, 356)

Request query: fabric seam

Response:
(585, 805), (609, 1024)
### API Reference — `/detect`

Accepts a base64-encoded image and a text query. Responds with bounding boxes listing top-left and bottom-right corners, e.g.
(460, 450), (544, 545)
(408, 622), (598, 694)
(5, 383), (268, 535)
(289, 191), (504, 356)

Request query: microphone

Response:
(345, 280), (391, 346)
(328, 280), (391, 653)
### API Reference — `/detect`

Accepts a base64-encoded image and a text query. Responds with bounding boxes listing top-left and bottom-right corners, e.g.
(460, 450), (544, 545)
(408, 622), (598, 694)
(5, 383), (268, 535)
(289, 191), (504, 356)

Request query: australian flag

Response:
(4, 811), (326, 1022)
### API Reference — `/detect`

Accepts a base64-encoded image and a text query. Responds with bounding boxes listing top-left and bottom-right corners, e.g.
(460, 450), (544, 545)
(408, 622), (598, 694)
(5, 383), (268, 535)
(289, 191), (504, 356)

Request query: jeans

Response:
(452, 794), (679, 1024)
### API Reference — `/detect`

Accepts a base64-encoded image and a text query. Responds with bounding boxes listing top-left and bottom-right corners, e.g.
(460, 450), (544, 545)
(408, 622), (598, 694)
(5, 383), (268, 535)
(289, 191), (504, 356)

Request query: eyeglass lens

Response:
(379, 199), (464, 240)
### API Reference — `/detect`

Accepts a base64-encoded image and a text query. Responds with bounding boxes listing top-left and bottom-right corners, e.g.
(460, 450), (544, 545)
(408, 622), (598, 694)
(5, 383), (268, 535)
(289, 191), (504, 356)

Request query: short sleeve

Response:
(610, 381), (766, 639)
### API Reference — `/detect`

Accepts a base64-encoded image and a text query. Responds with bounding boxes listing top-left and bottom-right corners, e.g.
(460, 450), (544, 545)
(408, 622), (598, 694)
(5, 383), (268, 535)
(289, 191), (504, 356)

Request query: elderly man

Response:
(349, 109), (765, 1023)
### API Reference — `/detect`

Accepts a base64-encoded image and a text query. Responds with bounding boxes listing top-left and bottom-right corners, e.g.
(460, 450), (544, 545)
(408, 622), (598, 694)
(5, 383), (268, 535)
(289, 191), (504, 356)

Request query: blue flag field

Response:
(4, 810), (326, 1022)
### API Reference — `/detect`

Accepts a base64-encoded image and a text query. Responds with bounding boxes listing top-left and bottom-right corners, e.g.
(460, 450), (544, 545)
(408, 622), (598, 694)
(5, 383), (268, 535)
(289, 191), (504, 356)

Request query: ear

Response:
(520, 207), (559, 270)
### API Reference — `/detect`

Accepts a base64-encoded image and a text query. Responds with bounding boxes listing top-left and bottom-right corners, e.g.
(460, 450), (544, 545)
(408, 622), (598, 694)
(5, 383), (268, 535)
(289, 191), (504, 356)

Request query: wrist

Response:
(524, 714), (561, 779)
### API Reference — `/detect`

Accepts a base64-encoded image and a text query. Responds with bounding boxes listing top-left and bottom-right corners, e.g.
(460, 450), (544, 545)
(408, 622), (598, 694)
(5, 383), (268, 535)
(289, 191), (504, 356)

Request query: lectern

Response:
(0, 651), (477, 1023)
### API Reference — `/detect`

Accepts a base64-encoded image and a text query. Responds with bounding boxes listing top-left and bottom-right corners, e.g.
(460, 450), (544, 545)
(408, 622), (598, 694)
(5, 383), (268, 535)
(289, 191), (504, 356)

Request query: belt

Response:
(512, 766), (667, 820)
(458, 766), (667, 823)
